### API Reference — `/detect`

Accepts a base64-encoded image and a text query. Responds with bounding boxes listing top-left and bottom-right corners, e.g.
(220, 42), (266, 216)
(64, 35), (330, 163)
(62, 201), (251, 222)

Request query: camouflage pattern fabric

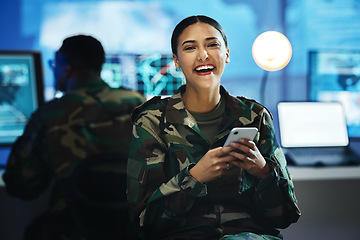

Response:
(221, 232), (282, 240)
(2, 79), (146, 238)
(127, 85), (301, 240)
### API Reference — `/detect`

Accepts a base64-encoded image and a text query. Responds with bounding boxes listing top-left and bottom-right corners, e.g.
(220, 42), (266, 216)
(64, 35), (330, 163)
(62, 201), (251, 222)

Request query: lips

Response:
(194, 64), (215, 75)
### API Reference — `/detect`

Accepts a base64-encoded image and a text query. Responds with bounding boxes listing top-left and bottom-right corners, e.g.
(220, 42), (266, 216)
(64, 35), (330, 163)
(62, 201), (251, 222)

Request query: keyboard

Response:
(289, 147), (347, 157)
(284, 147), (360, 166)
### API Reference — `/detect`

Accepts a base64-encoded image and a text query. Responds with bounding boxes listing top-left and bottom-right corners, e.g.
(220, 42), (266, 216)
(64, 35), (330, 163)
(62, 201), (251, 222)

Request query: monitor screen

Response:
(308, 49), (360, 139)
(0, 51), (44, 150)
(101, 53), (185, 99)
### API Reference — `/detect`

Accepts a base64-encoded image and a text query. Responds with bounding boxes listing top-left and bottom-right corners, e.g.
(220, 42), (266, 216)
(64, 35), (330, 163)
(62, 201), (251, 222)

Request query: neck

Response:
(183, 85), (221, 113)
(65, 71), (101, 92)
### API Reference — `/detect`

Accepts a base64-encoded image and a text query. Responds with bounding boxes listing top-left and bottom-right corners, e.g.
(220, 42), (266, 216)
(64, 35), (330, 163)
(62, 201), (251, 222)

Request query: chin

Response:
(196, 80), (220, 90)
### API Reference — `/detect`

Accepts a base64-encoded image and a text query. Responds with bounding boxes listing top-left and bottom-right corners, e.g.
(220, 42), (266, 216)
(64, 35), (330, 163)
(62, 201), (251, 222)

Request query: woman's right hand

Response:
(188, 146), (235, 183)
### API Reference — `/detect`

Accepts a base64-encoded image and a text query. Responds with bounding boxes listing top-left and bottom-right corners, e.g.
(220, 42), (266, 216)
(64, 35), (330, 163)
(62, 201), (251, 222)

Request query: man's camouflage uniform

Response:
(127, 85), (301, 240)
(3, 79), (146, 237)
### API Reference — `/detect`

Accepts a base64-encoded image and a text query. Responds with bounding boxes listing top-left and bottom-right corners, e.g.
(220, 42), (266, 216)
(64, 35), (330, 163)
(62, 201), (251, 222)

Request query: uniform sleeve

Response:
(2, 110), (52, 199)
(127, 123), (207, 238)
(252, 108), (301, 228)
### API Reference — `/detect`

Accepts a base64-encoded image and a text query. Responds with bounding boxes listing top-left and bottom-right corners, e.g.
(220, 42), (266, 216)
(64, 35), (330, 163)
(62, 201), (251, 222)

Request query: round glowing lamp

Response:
(252, 31), (292, 103)
(252, 31), (292, 71)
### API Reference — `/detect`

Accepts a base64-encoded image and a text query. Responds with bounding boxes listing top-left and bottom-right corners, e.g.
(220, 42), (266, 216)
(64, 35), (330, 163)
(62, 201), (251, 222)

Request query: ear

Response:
(64, 64), (73, 78)
(173, 54), (181, 69)
(225, 48), (230, 63)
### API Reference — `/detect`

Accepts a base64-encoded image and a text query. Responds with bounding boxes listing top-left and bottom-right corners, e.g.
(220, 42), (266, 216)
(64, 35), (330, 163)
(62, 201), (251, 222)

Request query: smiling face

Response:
(173, 22), (230, 92)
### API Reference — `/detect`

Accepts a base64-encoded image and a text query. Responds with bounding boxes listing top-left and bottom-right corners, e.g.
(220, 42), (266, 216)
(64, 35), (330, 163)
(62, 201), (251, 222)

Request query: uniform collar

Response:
(165, 85), (258, 127)
(68, 78), (108, 92)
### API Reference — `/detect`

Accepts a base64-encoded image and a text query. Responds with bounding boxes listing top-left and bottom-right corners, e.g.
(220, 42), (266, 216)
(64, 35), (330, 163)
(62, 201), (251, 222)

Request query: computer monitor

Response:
(308, 49), (360, 139)
(0, 51), (45, 150)
(101, 53), (185, 98)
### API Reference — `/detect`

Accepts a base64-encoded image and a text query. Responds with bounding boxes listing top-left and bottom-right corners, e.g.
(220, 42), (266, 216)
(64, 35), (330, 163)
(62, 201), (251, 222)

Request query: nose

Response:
(197, 49), (208, 61)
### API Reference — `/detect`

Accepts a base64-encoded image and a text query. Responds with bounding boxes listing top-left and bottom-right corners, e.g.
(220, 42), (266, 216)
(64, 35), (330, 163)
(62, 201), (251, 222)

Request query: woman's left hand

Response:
(228, 138), (271, 178)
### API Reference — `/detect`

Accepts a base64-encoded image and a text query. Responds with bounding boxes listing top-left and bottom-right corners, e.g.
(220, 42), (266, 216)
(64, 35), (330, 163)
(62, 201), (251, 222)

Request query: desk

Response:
(288, 165), (360, 181)
(282, 173), (360, 240)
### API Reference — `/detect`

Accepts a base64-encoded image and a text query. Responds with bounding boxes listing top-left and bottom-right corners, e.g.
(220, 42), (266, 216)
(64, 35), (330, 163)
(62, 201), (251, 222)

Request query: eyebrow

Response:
(181, 37), (219, 46)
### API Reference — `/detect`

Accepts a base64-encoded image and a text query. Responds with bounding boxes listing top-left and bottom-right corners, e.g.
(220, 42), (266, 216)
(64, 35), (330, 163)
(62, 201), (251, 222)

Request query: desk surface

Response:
(288, 165), (360, 181)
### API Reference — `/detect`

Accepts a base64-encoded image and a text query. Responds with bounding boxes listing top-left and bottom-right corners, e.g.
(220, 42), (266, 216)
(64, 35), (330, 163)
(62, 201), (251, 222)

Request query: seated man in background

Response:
(2, 34), (146, 239)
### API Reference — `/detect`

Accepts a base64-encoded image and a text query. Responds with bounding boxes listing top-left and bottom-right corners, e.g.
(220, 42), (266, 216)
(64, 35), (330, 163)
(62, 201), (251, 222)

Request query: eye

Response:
(184, 45), (196, 51)
(208, 42), (220, 48)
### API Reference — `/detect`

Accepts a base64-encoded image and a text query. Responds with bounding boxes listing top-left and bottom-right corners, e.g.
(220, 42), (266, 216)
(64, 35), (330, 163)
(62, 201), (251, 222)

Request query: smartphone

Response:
(223, 127), (258, 147)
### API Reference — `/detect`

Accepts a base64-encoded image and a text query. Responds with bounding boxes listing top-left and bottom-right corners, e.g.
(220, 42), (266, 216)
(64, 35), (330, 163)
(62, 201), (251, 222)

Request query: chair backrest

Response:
(67, 153), (132, 239)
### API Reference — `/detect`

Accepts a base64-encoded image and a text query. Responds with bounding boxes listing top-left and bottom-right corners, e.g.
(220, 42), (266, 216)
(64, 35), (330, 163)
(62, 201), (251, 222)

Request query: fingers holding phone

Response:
(229, 139), (271, 178)
(223, 127), (258, 147)
(224, 127), (271, 178)
(223, 127), (257, 157)
(188, 146), (236, 183)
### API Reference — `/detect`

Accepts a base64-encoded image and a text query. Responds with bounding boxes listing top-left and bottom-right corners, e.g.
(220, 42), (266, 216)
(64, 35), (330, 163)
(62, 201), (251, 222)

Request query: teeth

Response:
(195, 65), (214, 71)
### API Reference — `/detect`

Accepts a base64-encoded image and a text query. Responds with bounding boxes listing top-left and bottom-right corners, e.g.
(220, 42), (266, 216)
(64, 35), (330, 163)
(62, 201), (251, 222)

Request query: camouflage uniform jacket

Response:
(3, 79), (146, 213)
(127, 85), (301, 240)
